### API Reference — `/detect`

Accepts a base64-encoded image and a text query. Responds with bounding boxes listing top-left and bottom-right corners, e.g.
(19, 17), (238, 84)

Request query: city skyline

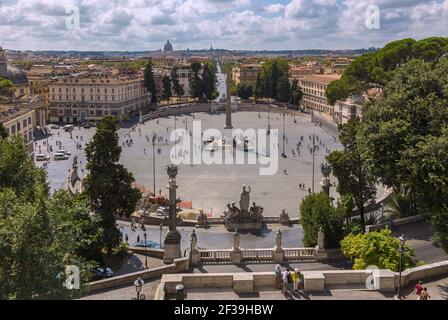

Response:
(0, 0), (447, 52)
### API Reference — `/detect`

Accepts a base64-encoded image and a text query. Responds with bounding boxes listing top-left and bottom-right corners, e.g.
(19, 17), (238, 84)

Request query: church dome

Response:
(163, 40), (173, 52)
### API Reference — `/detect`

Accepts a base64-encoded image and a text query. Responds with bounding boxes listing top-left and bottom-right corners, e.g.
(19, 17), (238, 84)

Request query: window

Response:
(23, 119), (27, 128)
(11, 125), (16, 135)
(17, 122), (21, 131)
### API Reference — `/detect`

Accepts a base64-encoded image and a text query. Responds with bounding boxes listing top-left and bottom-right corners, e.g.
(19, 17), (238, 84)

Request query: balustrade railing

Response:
(284, 248), (317, 261)
(242, 249), (274, 262)
(199, 250), (232, 262)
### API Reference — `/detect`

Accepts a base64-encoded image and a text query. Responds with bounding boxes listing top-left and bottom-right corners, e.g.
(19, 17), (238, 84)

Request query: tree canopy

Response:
(299, 192), (344, 249)
(83, 116), (142, 254)
(326, 37), (448, 105)
(0, 137), (98, 299)
(341, 228), (415, 272)
(144, 61), (157, 104)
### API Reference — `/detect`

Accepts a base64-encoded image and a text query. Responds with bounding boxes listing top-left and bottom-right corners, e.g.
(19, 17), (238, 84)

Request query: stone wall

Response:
(85, 257), (190, 293)
(156, 260), (448, 298)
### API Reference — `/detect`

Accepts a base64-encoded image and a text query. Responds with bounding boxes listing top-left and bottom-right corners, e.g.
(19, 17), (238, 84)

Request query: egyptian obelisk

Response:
(225, 68), (233, 129)
(163, 165), (182, 264)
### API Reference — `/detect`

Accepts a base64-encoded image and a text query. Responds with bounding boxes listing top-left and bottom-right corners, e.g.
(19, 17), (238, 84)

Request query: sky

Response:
(0, 0), (447, 51)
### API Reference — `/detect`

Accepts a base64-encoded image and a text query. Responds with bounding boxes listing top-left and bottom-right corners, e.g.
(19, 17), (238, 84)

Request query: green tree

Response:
(0, 137), (48, 202)
(0, 138), (97, 299)
(299, 192), (344, 249)
(384, 193), (414, 219)
(161, 75), (172, 102)
(0, 77), (14, 97)
(255, 59), (290, 101)
(191, 62), (203, 99)
(144, 61), (157, 104)
(276, 76), (290, 103)
(202, 62), (217, 101)
(325, 37), (448, 105)
(289, 79), (303, 106)
(236, 84), (253, 100)
(83, 116), (142, 255)
(171, 67), (184, 103)
(341, 228), (415, 271)
(0, 123), (8, 139)
(327, 119), (377, 231)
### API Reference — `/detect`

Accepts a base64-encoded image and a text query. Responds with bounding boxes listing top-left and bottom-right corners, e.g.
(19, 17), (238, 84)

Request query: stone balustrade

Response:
(192, 247), (317, 265)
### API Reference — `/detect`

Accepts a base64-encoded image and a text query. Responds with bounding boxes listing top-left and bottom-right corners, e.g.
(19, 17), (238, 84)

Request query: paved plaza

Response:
(37, 110), (345, 218)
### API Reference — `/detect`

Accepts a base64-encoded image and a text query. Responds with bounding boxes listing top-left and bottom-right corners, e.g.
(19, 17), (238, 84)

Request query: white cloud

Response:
(0, 0), (447, 51)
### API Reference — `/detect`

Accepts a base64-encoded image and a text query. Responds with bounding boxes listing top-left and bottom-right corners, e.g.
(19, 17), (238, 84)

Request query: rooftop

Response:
(300, 74), (341, 84)
(0, 104), (33, 123)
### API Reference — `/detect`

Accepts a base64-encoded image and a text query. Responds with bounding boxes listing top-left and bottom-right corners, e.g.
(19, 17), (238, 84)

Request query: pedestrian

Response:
(282, 268), (291, 293)
(413, 281), (424, 300)
(420, 287), (431, 300)
(291, 268), (299, 292)
(137, 235), (140, 243)
(275, 264), (282, 289)
(125, 234), (129, 244)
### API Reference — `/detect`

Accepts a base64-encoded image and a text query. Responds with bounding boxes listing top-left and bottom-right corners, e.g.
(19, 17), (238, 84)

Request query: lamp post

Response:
(267, 106), (271, 135)
(282, 109), (286, 158)
(143, 232), (148, 269)
(160, 223), (163, 249)
(312, 133), (316, 193)
(397, 234), (407, 299)
(133, 278), (145, 300)
(152, 132), (156, 196)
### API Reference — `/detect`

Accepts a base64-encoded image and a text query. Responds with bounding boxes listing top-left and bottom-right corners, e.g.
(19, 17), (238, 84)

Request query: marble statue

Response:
(239, 185), (251, 213)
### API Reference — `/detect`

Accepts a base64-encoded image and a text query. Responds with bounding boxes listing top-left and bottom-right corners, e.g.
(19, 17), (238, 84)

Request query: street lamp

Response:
(397, 234), (407, 299)
(282, 109), (286, 158)
(143, 232), (148, 269)
(152, 132), (157, 196)
(160, 223), (163, 249)
(133, 278), (145, 300)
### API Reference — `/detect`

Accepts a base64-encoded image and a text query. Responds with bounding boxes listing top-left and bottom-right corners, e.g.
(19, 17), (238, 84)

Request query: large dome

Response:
(163, 40), (173, 52)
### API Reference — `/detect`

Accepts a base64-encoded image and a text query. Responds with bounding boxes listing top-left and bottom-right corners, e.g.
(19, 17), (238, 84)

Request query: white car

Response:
(54, 153), (69, 160)
(59, 149), (71, 156)
(35, 154), (50, 161)
(50, 125), (60, 129)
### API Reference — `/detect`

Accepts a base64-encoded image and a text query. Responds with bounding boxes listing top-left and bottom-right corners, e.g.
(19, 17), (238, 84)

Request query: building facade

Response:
(232, 64), (261, 88)
(299, 74), (341, 117)
(0, 103), (36, 155)
(49, 75), (151, 123)
(334, 96), (365, 124)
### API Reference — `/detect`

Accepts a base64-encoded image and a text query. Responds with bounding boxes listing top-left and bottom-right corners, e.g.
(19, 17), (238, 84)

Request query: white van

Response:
(54, 153), (69, 160)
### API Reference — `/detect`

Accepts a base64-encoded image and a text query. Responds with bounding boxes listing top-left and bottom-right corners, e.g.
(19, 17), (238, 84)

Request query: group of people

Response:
(275, 264), (303, 294)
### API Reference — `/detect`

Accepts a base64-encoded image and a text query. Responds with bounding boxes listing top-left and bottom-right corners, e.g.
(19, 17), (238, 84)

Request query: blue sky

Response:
(0, 0), (447, 51)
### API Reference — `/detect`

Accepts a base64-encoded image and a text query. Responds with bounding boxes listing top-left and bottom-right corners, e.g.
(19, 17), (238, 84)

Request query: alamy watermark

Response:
(64, 265), (80, 290)
(365, 5), (381, 30)
(66, 5), (80, 30)
(169, 121), (279, 176)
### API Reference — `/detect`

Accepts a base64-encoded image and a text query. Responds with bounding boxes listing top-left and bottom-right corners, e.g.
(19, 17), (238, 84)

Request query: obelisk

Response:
(225, 68), (233, 129)
(163, 164), (182, 264)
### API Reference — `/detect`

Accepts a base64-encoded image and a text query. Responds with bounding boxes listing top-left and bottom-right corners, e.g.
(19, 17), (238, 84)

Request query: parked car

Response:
(54, 153), (69, 160)
(133, 240), (161, 249)
(35, 154), (50, 161)
(90, 267), (113, 281)
(50, 124), (60, 129)
(83, 123), (91, 129)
